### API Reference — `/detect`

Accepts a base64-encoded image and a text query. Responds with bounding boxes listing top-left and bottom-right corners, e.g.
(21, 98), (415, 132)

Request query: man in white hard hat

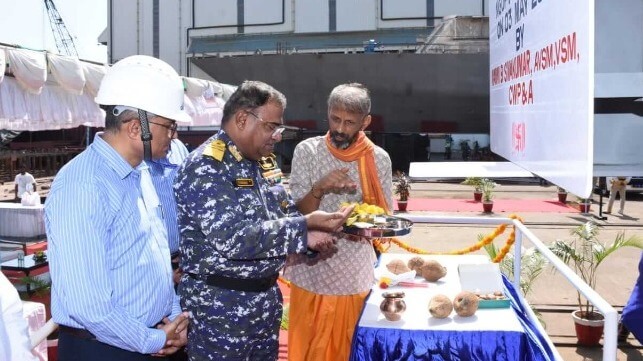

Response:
(45, 55), (190, 360)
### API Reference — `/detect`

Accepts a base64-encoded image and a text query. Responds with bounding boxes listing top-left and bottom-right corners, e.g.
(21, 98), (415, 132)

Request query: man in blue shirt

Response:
(149, 138), (190, 361)
(149, 138), (190, 285)
(45, 55), (191, 360)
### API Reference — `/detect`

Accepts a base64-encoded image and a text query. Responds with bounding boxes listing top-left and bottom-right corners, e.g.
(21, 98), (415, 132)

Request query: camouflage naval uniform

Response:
(174, 131), (308, 361)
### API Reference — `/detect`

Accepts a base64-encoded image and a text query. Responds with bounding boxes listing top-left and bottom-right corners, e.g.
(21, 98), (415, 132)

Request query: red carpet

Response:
(397, 198), (579, 213)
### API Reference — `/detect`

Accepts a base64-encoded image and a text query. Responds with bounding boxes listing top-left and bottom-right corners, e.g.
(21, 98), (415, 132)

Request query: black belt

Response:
(59, 325), (97, 340)
(188, 272), (278, 292)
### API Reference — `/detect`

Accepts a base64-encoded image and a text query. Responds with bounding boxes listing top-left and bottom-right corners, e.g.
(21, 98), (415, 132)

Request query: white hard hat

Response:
(95, 55), (191, 123)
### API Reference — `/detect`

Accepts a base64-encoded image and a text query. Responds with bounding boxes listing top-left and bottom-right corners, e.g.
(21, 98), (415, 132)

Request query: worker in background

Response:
(605, 176), (630, 215)
(14, 165), (37, 201)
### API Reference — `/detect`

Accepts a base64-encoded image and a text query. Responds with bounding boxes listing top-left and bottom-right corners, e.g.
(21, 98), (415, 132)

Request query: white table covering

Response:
(359, 254), (523, 332)
(0, 203), (45, 238)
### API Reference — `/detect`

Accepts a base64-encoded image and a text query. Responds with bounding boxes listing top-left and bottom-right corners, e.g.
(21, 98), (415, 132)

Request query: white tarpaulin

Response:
(183, 76), (226, 127)
(5, 48), (47, 95)
(83, 62), (108, 98)
(0, 50), (4, 84)
(0, 46), (231, 131)
(48, 53), (86, 95)
(0, 77), (104, 130)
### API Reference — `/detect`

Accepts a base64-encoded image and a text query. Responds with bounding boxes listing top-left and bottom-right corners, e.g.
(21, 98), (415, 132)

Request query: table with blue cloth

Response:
(350, 254), (558, 361)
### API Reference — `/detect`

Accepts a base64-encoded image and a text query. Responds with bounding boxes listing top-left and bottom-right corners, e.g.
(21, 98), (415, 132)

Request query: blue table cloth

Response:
(350, 255), (557, 361)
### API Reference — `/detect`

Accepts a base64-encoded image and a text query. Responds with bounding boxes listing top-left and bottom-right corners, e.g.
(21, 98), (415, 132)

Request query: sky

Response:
(0, 0), (107, 63)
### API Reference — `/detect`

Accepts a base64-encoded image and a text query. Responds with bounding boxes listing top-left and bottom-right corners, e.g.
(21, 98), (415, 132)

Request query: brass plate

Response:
(342, 215), (413, 238)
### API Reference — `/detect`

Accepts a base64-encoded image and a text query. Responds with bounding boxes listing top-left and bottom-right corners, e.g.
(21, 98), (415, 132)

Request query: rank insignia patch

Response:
(235, 178), (254, 187)
(262, 169), (283, 185)
(228, 145), (243, 162)
(258, 155), (278, 170)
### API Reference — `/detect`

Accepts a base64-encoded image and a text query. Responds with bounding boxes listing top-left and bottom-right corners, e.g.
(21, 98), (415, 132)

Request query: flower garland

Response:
(373, 214), (524, 263)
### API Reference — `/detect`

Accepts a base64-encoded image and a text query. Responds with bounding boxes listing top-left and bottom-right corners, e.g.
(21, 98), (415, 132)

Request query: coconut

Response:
(428, 294), (453, 319)
(419, 260), (447, 282)
(386, 259), (411, 275)
(407, 256), (425, 272)
(453, 291), (479, 317)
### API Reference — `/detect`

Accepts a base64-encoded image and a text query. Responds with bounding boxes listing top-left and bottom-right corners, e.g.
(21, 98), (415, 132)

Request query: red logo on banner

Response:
(512, 122), (526, 154)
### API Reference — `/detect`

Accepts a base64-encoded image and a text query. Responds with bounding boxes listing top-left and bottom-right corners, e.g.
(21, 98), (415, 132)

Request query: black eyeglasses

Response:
(246, 111), (286, 137)
(149, 121), (178, 137)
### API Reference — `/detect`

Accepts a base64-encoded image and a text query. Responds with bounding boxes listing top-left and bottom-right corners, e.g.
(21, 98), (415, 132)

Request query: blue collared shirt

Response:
(149, 139), (189, 254)
(44, 134), (180, 354)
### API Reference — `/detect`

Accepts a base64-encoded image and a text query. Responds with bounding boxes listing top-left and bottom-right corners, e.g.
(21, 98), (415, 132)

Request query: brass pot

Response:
(380, 291), (406, 321)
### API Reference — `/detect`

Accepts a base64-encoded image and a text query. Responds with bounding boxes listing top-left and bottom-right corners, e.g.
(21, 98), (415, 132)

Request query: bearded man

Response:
(284, 83), (394, 361)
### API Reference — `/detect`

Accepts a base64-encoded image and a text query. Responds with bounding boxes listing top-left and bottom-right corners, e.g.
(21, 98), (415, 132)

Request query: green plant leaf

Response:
(549, 221), (643, 316)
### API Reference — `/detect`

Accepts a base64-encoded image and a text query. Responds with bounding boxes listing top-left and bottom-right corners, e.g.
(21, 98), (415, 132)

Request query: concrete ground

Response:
(2, 176), (642, 360)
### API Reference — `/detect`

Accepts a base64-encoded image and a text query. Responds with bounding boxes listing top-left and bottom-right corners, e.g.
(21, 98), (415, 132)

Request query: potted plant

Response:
(461, 177), (484, 201)
(19, 275), (52, 320)
(549, 222), (643, 345)
(480, 178), (497, 213)
(557, 187), (568, 203)
(394, 171), (411, 212)
(577, 196), (591, 213)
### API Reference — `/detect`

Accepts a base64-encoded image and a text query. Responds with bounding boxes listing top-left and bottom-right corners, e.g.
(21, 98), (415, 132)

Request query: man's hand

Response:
(305, 204), (354, 233)
(306, 231), (337, 253)
(315, 168), (358, 195)
(152, 312), (189, 356)
(171, 255), (182, 286)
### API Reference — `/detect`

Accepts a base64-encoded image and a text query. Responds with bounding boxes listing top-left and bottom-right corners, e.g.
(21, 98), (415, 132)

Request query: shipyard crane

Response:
(43, 0), (79, 57)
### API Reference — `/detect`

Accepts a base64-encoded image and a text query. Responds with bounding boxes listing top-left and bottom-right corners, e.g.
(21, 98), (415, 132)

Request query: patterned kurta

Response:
(283, 135), (393, 295)
(174, 130), (307, 360)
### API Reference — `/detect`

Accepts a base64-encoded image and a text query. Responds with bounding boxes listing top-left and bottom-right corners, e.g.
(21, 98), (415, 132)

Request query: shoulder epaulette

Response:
(203, 139), (226, 161)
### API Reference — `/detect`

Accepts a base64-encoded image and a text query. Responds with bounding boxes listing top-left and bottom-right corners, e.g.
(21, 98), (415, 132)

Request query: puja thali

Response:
(342, 215), (413, 238)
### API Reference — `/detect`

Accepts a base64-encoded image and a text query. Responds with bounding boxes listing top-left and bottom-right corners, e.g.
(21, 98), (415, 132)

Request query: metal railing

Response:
(402, 214), (617, 361)
(29, 215), (618, 360)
